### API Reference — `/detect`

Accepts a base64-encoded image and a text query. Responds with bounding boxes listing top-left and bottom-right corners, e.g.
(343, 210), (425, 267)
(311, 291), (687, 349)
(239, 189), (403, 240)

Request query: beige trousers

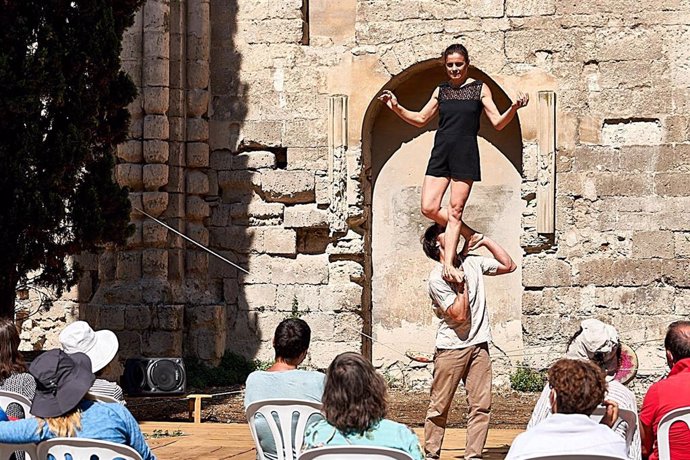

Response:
(424, 344), (492, 460)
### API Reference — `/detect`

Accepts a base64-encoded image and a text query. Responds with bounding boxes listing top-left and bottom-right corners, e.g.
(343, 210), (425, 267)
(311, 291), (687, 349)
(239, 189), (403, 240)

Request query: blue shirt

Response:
(0, 400), (155, 460)
(244, 370), (325, 460)
(303, 418), (424, 460)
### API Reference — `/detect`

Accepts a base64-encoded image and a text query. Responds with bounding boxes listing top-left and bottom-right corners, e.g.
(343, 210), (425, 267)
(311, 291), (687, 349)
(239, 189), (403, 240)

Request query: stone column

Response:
(536, 91), (556, 234)
(328, 95), (348, 234)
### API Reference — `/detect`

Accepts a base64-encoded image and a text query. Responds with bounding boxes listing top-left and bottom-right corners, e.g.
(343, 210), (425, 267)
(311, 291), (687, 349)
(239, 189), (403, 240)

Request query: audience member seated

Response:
(59, 321), (124, 402)
(506, 358), (627, 460)
(0, 318), (35, 419)
(527, 318), (641, 459)
(640, 320), (690, 460)
(244, 318), (325, 460)
(0, 349), (155, 460)
(302, 352), (424, 460)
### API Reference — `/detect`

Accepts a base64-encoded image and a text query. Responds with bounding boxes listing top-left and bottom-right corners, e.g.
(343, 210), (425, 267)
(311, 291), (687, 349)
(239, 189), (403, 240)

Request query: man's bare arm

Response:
(478, 236), (516, 275)
(640, 421), (653, 460)
(445, 280), (470, 323)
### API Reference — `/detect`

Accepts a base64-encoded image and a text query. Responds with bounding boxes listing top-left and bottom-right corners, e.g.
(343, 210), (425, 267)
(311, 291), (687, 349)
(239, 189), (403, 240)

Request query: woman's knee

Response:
(421, 202), (439, 219)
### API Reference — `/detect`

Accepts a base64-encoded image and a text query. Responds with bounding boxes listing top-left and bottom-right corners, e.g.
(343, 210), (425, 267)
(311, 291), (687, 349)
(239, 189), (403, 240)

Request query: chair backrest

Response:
(526, 456), (625, 460)
(657, 406), (690, 460)
(298, 446), (414, 460)
(0, 443), (37, 460)
(590, 405), (638, 446)
(0, 390), (33, 418)
(36, 438), (143, 460)
(246, 399), (322, 460)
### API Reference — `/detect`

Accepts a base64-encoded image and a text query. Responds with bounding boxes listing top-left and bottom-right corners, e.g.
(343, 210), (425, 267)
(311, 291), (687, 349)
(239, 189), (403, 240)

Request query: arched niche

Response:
(360, 59), (525, 366)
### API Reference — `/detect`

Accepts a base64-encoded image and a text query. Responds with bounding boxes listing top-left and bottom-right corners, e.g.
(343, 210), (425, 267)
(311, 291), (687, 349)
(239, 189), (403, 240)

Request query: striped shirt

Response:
(0, 372), (36, 419)
(89, 378), (125, 404)
(527, 380), (641, 460)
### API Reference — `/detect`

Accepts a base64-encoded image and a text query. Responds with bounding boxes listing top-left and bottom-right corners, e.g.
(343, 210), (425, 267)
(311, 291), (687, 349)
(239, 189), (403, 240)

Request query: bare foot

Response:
(461, 232), (484, 255)
(442, 264), (465, 284)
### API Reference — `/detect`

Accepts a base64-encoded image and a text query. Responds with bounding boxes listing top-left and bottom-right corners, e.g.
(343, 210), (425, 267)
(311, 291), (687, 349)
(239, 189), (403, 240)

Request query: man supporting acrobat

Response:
(421, 224), (516, 459)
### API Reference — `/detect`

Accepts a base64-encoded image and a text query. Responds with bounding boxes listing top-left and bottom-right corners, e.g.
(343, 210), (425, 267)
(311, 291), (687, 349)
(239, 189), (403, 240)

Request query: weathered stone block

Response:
(116, 252), (141, 280)
(506, 0), (555, 17)
(187, 223), (209, 246)
(238, 284), (277, 310)
(577, 259), (664, 286)
(329, 260), (365, 284)
(117, 140), (143, 163)
(259, 227), (297, 255)
(186, 196), (210, 219)
(143, 87), (169, 115)
(271, 254), (329, 285)
(186, 250), (209, 275)
(655, 173), (690, 197)
(287, 147), (328, 171)
(283, 204), (328, 228)
(632, 231), (674, 259)
(522, 257), (572, 287)
(675, 232), (690, 259)
(152, 304), (184, 331)
(210, 149), (234, 170)
(240, 121), (283, 146)
(187, 118), (209, 142)
(143, 220), (168, 246)
(261, 170), (315, 203)
(187, 142), (210, 168)
(233, 151), (276, 170)
(143, 115), (169, 140)
(142, 330), (183, 356)
(115, 164), (143, 190)
(98, 306), (125, 331)
(218, 170), (261, 190)
(142, 249), (168, 278)
(142, 191), (168, 217)
(143, 164), (169, 191)
(124, 306), (152, 330)
(223, 278), (239, 303)
(601, 119), (662, 146)
(186, 170), (209, 195)
(318, 283), (363, 312)
(187, 89), (210, 117)
(326, 230), (364, 256)
(143, 140), (169, 164)
(115, 330), (142, 358)
(230, 200), (284, 221)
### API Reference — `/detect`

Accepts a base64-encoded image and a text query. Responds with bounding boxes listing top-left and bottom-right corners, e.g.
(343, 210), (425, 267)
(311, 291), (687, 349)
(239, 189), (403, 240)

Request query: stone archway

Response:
(361, 60), (525, 381)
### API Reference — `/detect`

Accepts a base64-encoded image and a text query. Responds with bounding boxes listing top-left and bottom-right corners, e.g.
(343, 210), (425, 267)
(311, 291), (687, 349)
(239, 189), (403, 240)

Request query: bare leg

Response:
(443, 179), (473, 281)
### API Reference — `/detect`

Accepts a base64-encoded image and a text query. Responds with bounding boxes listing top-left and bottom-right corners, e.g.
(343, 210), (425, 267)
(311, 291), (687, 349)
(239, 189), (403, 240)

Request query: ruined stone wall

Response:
(20, 0), (690, 390)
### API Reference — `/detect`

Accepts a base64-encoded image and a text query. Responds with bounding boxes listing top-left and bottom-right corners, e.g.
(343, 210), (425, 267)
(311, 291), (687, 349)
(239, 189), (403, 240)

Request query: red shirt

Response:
(640, 358), (690, 460)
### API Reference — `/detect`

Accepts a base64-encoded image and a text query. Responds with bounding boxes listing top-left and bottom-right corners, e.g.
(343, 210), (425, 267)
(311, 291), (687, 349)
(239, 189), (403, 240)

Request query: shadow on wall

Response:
(360, 58), (525, 356)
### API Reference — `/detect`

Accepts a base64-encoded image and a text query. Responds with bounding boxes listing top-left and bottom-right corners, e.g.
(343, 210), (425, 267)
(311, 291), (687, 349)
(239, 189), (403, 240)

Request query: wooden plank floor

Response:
(141, 422), (522, 459)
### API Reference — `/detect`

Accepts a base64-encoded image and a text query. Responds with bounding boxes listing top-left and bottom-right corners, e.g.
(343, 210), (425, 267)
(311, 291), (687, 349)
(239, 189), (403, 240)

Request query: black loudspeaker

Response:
(123, 358), (186, 396)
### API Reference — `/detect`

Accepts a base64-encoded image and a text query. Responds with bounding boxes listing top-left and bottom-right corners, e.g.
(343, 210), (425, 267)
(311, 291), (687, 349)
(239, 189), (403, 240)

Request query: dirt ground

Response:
(128, 387), (539, 430)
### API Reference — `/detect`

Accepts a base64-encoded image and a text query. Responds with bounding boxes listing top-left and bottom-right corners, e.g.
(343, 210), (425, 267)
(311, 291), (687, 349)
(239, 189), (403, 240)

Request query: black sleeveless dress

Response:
(425, 80), (483, 181)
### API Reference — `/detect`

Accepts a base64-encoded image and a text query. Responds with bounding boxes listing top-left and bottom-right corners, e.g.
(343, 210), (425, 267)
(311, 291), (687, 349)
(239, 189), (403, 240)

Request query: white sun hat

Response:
(59, 321), (119, 373)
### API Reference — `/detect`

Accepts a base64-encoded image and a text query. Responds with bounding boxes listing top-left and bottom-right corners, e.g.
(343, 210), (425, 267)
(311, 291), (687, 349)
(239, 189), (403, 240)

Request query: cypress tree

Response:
(0, 0), (145, 317)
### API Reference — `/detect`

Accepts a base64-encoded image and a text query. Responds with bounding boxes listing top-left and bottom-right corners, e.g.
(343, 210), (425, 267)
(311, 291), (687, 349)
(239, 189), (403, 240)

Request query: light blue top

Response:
(302, 419), (424, 460)
(244, 369), (325, 460)
(0, 400), (155, 460)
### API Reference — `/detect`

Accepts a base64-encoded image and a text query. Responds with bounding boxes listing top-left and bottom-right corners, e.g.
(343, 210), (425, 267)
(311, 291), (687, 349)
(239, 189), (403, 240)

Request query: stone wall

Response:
(20, 0), (690, 389)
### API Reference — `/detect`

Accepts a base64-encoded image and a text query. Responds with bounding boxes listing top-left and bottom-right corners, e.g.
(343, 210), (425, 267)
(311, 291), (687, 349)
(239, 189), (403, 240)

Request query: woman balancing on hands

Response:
(378, 43), (528, 283)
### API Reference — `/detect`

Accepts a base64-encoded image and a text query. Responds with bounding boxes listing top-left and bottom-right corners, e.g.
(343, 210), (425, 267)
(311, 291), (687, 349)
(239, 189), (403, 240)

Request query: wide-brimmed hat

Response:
(59, 321), (119, 373)
(29, 350), (95, 418)
(566, 318), (638, 384)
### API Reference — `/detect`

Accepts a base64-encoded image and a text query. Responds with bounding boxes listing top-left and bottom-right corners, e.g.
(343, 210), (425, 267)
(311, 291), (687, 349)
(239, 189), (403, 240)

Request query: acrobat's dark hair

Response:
(548, 359), (606, 416)
(665, 321), (690, 361)
(442, 43), (470, 63)
(322, 352), (387, 435)
(421, 223), (444, 262)
(273, 318), (311, 362)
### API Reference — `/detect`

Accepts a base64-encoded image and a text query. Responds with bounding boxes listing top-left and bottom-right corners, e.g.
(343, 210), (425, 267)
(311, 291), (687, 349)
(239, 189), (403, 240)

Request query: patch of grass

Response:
(185, 352), (266, 389)
(509, 365), (546, 393)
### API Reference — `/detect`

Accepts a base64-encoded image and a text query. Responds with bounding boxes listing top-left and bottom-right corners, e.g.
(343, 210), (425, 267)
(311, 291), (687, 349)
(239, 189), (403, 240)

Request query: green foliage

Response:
(510, 365), (546, 393)
(0, 0), (145, 315)
(289, 296), (302, 318)
(145, 429), (184, 439)
(185, 352), (266, 389)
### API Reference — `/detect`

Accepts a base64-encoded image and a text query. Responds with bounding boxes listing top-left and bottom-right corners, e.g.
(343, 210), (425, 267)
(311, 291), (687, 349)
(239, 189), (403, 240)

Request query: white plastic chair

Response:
(0, 443), (37, 460)
(0, 390), (33, 419)
(246, 399), (322, 460)
(590, 405), (638, 446)
(657, 406), (690, 460)
(36, 438), (142, 460)
(298, 445), (414, 460)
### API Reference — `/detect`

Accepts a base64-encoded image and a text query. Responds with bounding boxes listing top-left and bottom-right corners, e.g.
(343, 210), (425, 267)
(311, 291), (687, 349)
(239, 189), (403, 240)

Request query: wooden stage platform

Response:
(141, 421), (522, 459)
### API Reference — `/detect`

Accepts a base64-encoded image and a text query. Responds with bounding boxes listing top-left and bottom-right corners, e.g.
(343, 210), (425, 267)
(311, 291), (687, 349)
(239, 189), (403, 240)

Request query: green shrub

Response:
(185, 352), (266, 389)
(509, 365), (546, 392)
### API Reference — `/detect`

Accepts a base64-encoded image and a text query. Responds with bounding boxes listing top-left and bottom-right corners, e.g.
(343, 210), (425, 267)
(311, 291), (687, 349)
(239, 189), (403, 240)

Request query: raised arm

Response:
(378, 87), (439, 128)
(478, 236), (516, 275)
(481, 84), (528, 131)
(445, 279), (470, 324)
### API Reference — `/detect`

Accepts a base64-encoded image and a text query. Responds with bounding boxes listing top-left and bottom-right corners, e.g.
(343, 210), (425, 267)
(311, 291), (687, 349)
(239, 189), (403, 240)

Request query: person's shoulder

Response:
(245, 370), (267, 384)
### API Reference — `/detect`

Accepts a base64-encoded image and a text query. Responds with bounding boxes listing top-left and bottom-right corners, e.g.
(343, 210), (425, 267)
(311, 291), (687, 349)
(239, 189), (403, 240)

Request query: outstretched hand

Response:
(512, 92), (529, 109)
(377, 90), (398, 110)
